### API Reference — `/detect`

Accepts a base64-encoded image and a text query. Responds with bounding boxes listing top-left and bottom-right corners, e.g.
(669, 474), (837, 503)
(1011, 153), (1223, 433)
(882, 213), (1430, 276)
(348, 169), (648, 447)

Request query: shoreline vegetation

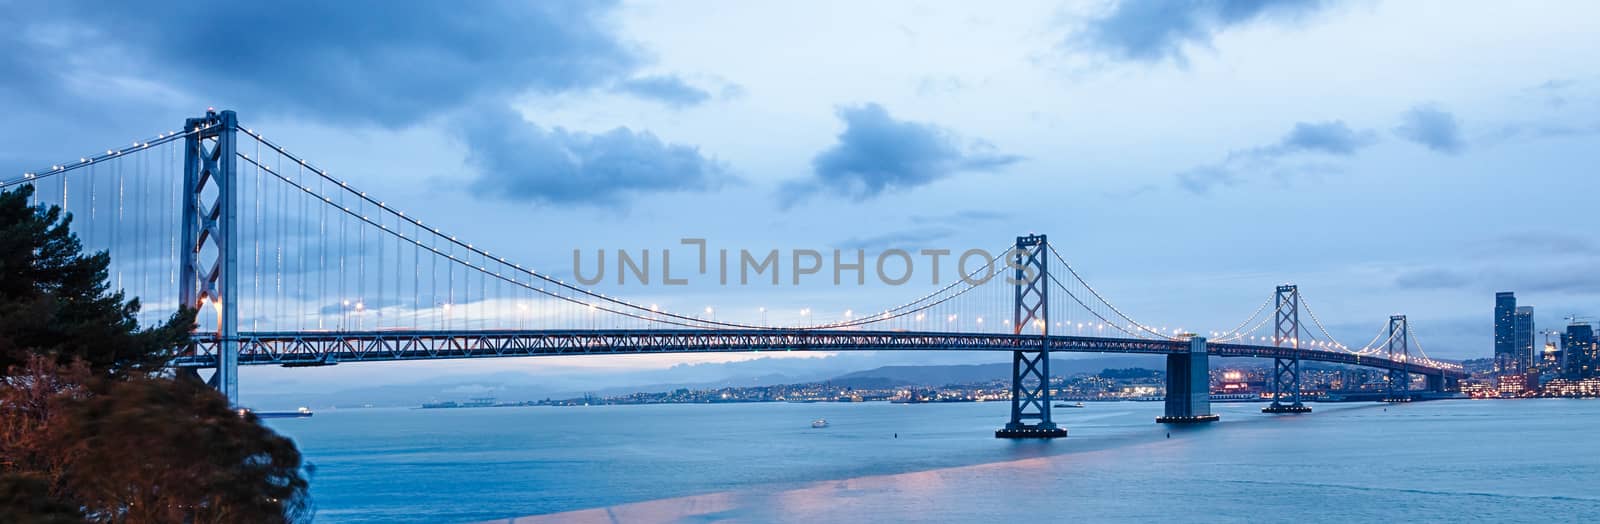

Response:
(0, 186), (312, 523)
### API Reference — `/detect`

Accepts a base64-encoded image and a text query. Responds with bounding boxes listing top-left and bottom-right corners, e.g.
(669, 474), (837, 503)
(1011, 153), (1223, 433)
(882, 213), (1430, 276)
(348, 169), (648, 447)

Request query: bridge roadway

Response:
(177, 329), (1465, 379)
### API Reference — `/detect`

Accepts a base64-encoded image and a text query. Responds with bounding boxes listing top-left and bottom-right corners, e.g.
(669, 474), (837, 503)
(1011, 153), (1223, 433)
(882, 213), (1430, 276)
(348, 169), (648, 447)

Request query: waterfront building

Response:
(1514, 306), (1535, 370)
(1561, 323), (1597, 379)
(1494, 292), (1519, 374)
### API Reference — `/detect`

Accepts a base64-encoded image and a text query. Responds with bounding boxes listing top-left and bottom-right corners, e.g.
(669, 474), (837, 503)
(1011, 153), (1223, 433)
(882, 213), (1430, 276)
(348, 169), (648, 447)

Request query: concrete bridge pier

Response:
(1157, 336), (1219, 424)
(1426, 374), (1446, 393)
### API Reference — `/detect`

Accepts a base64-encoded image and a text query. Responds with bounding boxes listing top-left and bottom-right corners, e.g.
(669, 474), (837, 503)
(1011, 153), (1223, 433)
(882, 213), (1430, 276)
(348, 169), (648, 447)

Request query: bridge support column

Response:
(1385, 315), (1412, 403)
(996, 234), (1066, 439)
(1263, 285), (1311, 414)
(179, 110), (240, 406)
(1158, 336), (1218, 423)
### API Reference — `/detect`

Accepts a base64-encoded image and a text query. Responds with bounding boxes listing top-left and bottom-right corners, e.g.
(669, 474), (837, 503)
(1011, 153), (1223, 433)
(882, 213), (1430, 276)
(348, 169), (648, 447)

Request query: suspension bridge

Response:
(1, 110), (1465, 438)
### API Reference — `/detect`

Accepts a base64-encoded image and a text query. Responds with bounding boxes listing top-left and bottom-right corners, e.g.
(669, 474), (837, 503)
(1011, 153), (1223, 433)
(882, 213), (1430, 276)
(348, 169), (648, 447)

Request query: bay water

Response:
(266, 399), (1599, 523)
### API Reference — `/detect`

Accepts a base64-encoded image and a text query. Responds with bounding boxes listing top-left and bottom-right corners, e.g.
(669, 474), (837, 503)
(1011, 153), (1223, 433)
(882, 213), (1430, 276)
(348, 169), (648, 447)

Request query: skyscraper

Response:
(1494, 292), (1517, 374)
(1514, 306), (1535, 372)
(1561, 323), (1596, 379)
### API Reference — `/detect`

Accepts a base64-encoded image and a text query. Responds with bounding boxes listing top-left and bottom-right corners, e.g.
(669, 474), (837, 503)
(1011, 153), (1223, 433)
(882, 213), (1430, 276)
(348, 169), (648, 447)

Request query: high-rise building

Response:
(1513, 306), (1535, 371)
(1560, 323), (1596, 379)
(1493, 292), (1518, 374)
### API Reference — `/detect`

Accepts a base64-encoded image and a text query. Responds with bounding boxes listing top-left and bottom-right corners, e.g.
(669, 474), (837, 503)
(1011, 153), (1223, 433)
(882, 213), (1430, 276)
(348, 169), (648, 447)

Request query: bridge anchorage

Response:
(995, 235), (1068, 439)
(1155, 335), (1218, 424)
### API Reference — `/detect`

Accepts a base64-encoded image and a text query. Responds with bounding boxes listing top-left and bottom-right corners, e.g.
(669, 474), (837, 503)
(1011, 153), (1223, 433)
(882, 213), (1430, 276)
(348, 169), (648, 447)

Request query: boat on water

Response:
(811, 418), (829, 428)
(1053, 402), (1086, 408)
(253, 407), (314, 419)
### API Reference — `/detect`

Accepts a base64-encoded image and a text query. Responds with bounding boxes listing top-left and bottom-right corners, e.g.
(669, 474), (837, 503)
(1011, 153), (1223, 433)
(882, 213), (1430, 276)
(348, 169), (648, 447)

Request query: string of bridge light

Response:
(1403, 322), (1461, 370)
(236, 151), (768, 331)
(1045, 245), (1178, 340)
(0, 127), (200, 190)
(1349, 323), (1395, 356)
(1046, 273), (1161, 339)
(240, 136), (1010, 332)
(1297, 294), (1358, 353)
(1208, 293), (1277, 342)
(1211, 300), (1286, 343)
(235, 127), (1013, 332)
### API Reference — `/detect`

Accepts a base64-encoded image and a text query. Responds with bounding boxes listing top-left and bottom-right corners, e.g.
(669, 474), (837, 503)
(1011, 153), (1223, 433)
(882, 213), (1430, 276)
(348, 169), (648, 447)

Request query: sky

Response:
(3, 1), (1599, 395)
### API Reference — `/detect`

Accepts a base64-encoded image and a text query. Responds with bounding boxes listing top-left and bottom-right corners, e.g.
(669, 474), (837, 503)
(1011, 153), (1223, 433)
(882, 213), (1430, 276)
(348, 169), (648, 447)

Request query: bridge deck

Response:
(177, 329), (1464, 378)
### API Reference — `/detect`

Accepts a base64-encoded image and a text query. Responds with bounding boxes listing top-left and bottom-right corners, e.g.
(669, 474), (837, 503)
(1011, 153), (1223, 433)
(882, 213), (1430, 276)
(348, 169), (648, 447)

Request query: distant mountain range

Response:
(824, 355), (1165, 388)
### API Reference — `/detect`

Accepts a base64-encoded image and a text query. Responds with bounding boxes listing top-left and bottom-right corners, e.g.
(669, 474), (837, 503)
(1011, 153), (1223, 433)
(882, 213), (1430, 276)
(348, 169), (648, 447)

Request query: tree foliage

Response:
(0, 185), (194, 377)
(0, 185), (311, 522)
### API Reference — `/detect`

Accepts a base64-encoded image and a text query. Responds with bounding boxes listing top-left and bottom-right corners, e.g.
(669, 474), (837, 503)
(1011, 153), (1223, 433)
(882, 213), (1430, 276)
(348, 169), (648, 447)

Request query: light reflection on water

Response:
(269, 400), (1600, 523)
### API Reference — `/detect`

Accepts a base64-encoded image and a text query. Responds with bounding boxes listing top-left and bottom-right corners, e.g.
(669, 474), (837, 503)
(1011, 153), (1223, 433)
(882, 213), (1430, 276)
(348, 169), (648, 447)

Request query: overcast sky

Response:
(4, 1), (1598, 392)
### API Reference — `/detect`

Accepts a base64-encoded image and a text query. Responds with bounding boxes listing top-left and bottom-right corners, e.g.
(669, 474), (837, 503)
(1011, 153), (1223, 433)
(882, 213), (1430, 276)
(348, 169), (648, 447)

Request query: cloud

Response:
(1480, 232), (1600, 257)
(1391, 260), (1600, 297)
(908, 210), (1010, 225)
(1487, 120), (1600, 143)
(1071, 0), (1334, 65)
(613, 75), (713, 108)
(835, 228), (956, 251)
(2, 2), (642, 128)
(1176, 119), (1375, 193)
(1394, 269), (1471, 290)
(459, 107), (731, 207)
(781, 103), (1021, 207)
(1265, 121), (1377, 156)
(1176, 165), (1239, 194)
(1394, 104), (1465, 154)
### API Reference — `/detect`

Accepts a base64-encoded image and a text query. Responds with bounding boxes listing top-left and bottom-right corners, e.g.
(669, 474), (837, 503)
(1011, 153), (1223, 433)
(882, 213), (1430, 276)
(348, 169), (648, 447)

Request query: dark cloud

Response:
(835, 228), (955, 251)
(1487, 120), (1600, 143)
(1263, 121), (1376, 156)
(1392, 259), (1600, 297)
(1480, 232), (1600, 257)
(1072, 0), (1333, 65)
(1394, 104), (1465, 154)
(781, 103), (1021, 207)
(1394, 269), (1471, 290)
(908, 210), (1009, 225)
(1, 1), (641, 128)
(1176, 165), (1239, 194)
(459, 107), (731, 207)
(1177, 119), (1374, 193)
(1523, 78), (1579, 108)
(1505, 270), (1600, 296)
(614, 75), (713, 108)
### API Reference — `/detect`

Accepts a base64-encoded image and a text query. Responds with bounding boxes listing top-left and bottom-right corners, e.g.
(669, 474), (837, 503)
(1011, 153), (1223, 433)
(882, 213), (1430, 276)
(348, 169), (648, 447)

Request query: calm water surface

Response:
(266, 399), (1600, 523)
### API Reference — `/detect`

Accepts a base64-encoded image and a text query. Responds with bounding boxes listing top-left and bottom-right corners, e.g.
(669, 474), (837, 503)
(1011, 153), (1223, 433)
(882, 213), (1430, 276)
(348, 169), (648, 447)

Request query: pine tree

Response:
(0, 185), (193, 376)
(0, 185), (311, 522)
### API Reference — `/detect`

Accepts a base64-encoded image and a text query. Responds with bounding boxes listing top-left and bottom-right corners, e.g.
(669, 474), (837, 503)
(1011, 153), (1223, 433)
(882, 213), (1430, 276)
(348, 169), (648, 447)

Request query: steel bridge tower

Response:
(1263, 284), (1312, 413)
(1385, 315), (1412, 402)
(996, 234), (1067, 438)
(179, 109), (240, 405)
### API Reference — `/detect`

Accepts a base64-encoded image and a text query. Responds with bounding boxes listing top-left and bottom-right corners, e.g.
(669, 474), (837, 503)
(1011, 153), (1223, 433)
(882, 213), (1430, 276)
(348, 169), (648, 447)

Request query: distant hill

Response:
(828, 355), (1164, 387)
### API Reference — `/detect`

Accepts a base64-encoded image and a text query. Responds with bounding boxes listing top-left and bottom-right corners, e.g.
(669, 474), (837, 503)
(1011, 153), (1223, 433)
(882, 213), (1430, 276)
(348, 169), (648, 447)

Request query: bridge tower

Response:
(996, 234), (1067, 439)
(179, 109), (240, 405)
(1263, 285), (1312, 413)
(1385, 315), (1412, 402)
